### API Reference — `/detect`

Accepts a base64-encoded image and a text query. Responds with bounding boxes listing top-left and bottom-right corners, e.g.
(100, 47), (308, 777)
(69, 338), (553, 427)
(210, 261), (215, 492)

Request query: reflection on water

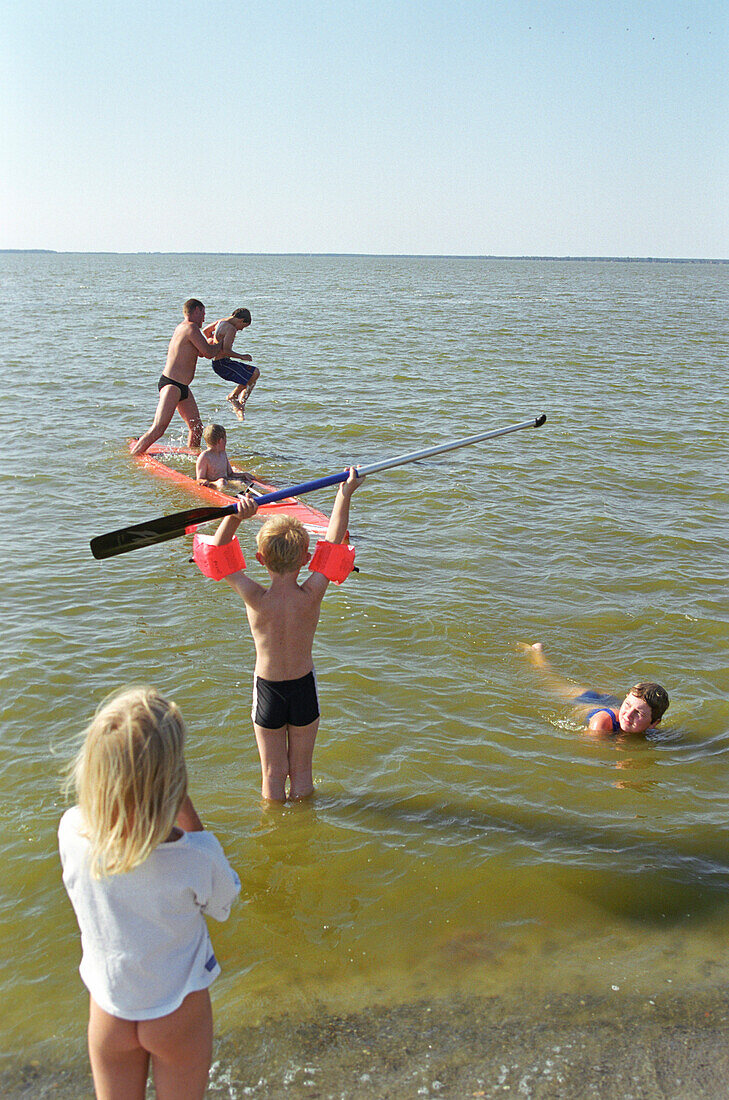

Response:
(1, 253), (728, 1066)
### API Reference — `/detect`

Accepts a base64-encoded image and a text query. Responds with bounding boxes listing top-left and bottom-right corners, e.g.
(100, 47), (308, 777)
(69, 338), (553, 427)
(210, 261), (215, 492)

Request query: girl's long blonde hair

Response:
(67, 686), (188, 879)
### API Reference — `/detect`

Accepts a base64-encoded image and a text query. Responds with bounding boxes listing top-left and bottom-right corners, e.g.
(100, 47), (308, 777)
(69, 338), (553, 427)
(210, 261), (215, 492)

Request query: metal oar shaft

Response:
(357, 415), (546, 477)
(251, 415), (547, 506)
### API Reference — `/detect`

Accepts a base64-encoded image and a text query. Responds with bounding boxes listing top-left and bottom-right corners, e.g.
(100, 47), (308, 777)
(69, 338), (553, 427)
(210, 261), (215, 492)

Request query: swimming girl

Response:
(59, 686), (240, 1100)
(519, 642), (669, 736)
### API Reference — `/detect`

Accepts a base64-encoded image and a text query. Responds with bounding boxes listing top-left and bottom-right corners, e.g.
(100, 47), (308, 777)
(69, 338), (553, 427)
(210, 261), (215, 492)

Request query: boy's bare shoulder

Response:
(226, 572), (266, 603)
(299, 573), (329, 600)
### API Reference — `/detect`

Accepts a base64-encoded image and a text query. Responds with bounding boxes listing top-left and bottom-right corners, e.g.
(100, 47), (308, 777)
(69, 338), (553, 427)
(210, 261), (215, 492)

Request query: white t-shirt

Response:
(58, 806), (241, 1021)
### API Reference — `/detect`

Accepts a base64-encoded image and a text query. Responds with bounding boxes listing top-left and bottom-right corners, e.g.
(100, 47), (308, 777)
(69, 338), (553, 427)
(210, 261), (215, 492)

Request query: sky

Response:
(1, 0), (727, 257)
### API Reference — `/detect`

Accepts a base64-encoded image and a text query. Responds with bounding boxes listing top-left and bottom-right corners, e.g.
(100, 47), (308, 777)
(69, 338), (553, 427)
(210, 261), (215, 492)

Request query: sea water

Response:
(1, 253), (727, 1085)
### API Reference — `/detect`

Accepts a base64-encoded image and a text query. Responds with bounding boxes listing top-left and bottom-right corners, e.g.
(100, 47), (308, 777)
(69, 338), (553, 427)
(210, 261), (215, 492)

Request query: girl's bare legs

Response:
(139, 989), (213, 1100)
(88, 998), (150, 1100)
(88, 990), (212, 1100)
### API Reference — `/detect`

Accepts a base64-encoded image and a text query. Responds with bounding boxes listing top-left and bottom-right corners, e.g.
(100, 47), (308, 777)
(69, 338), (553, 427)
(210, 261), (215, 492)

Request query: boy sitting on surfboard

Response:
(195, 424), (253, 489)
(192, 468), (364, 802)
(202, 308), (259, 420)
(519, 642), (669, 736)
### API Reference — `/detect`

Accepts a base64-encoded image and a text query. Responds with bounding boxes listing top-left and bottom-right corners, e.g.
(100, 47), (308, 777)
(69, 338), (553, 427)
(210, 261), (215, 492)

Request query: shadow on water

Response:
(293, 791), (729, 927)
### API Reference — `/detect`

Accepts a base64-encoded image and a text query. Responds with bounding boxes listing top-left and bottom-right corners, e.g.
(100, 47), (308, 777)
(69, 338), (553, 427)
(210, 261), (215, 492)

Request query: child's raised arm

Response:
(325, 466), (364, 545)
(210, 494), (258, 545)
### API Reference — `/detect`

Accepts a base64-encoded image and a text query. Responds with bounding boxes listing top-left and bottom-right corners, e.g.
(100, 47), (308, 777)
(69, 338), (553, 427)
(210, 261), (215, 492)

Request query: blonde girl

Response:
(58, 686), (240, 1100)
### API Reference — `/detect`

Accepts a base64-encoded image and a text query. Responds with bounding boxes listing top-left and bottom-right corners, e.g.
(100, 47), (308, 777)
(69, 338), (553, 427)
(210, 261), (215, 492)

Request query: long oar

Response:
(90, 413), (546, 560)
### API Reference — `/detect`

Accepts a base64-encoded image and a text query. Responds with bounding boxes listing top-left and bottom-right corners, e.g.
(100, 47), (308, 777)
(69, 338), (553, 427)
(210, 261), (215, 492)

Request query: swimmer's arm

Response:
(585, 711), (618, 737)
(176, 794), (204, 832)
(224, 569), (266, 604)
(206, 498), (265, 601)
(201, 322), (216, 339)
(216, 323), (253, 361)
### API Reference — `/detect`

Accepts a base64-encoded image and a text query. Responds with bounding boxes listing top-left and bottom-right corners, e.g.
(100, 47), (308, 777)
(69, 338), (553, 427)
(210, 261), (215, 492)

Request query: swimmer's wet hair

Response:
(65, 686), (188, 878)
(183, 298), (204, 315)
(629, 682), (670, 723)
(232, 307), (251, 323)
(203, 423), (227, 446)
(256, 515), (309, 574)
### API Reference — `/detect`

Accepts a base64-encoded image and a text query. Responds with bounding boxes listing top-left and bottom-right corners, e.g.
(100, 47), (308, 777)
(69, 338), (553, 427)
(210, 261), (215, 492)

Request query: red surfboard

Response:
(129, 441), (331, 536)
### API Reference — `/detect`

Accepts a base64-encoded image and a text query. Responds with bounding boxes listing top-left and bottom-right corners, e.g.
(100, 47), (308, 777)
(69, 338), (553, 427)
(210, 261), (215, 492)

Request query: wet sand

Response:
(4, 990), (729, 1099)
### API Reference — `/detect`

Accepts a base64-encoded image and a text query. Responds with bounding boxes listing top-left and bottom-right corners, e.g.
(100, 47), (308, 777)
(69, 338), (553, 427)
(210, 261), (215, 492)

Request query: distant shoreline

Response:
(1, 249), (727, 264)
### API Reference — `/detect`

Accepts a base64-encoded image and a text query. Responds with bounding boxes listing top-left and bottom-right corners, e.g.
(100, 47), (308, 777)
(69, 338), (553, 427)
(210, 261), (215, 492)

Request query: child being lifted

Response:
(194, 468), (364, 801)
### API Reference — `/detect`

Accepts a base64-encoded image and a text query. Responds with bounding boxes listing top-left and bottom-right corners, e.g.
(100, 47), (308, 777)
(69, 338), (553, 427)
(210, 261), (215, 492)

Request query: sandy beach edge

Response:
(3, 989), (729, 1098)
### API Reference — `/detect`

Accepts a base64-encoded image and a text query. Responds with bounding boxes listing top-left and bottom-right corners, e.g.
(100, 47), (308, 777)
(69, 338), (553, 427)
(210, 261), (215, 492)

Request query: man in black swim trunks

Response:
(131, 299), (224, 455)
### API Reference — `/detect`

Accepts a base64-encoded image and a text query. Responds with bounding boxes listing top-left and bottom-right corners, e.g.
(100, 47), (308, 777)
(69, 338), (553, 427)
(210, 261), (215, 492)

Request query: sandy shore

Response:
(3, 990), (729, 1099)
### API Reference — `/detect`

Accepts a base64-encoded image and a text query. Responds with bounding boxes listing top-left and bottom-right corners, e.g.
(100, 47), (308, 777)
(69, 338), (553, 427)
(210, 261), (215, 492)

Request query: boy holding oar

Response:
(193, 469), (364, 801)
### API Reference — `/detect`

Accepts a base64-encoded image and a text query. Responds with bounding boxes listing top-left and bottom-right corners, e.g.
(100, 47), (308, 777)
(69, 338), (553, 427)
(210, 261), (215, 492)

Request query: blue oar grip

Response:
(243, 469), (350, 508)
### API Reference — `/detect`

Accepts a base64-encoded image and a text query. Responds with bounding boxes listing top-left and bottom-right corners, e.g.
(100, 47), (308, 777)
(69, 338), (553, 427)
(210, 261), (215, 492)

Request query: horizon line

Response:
(1, 249), (727, 264)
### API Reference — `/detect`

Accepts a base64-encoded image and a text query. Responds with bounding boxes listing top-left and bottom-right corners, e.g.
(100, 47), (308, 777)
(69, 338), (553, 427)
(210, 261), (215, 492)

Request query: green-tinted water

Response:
(1, 254), (727, 1082)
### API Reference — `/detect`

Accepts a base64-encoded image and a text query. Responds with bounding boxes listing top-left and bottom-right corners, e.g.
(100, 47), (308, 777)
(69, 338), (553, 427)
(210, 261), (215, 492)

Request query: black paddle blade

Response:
(90, 504), (234, 560)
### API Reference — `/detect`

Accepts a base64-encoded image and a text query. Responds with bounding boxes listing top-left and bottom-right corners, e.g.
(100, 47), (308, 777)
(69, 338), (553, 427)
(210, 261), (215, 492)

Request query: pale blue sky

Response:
(2, 0), (726, 256)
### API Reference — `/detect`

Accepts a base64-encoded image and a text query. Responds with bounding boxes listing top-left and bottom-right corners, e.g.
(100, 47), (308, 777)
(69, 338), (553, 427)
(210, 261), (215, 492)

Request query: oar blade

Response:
(90, 505), (233, 560)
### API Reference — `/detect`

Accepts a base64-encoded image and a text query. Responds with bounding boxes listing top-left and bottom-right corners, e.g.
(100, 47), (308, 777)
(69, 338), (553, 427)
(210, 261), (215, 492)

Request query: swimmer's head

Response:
(203, 423), (227, 448)
(618, 682), (670, 733)
(256, 515), (310, 575)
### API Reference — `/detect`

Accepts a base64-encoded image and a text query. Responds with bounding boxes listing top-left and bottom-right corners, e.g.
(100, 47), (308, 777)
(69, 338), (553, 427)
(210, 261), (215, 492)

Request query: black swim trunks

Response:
(158, 374), (190, 401)
(251, 670), (320, 729)
(212, 358), (256, 386)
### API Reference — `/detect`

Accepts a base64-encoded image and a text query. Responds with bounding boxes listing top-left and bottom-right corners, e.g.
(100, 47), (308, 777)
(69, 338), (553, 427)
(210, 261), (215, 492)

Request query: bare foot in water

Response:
(517, 641), (548, 669)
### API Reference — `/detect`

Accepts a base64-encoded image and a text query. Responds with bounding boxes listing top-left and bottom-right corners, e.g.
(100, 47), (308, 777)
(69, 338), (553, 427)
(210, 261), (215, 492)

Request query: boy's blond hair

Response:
(256, 515), (310, 574)
(66, 686), (188, 879)
(203, 423), (227, 446)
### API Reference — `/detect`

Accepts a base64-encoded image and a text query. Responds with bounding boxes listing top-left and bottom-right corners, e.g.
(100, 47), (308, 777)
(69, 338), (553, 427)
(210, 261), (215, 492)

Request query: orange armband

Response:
(192, 533), (246, 580)
(308, 540), (355, 584)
